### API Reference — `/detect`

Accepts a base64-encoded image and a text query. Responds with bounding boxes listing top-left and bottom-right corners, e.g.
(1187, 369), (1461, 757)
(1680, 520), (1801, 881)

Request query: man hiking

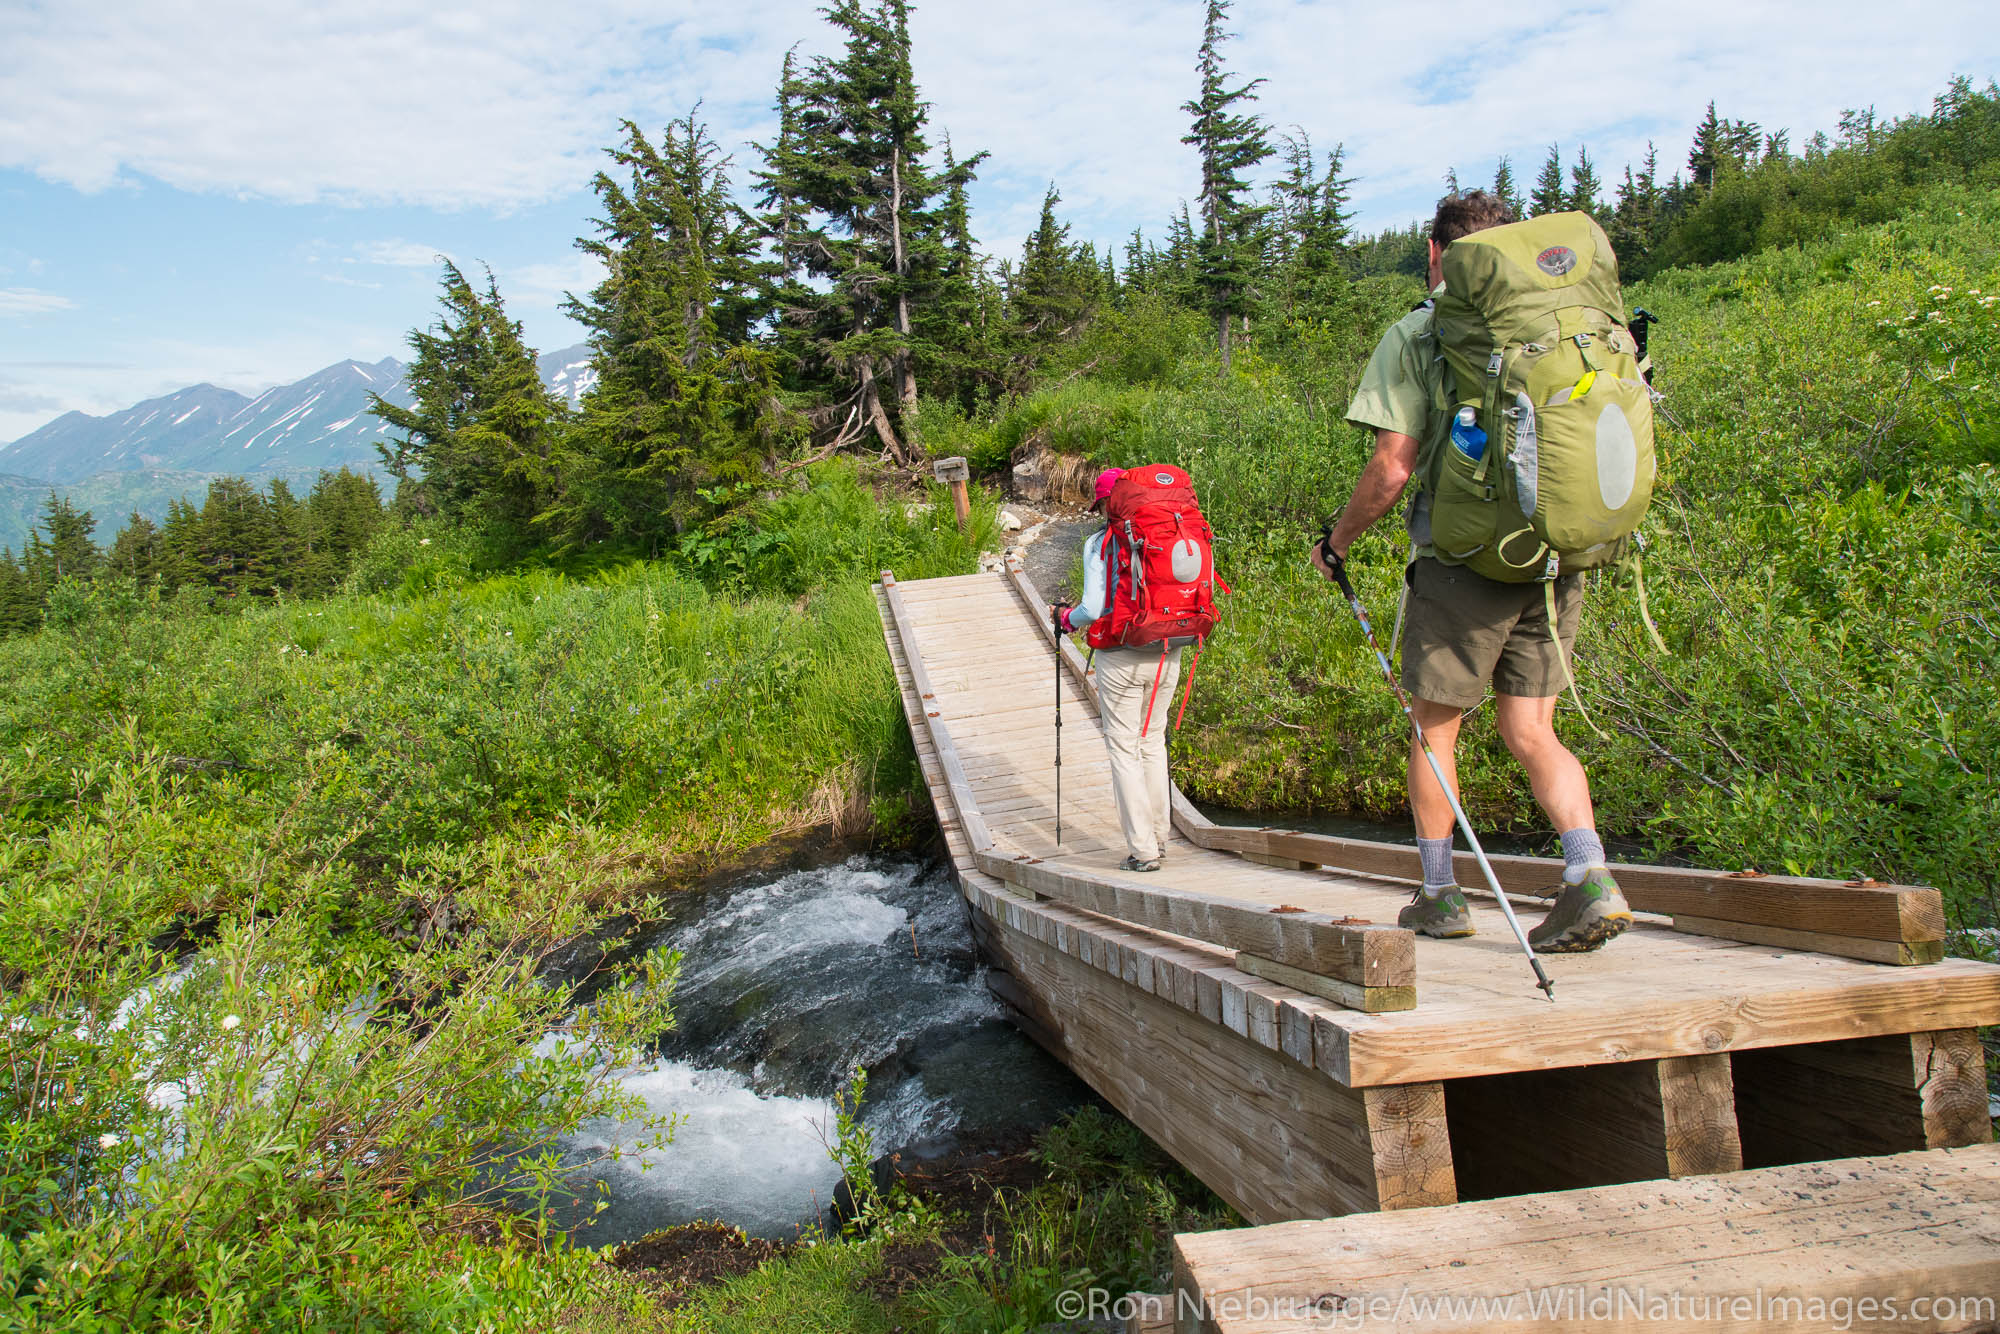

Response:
(1313, 189), (1635, 954)
(1055, 465), (1222, 872)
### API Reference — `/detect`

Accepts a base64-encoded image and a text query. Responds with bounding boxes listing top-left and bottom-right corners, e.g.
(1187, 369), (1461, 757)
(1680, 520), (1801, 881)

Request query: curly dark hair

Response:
(1431, 190), (1516, 248)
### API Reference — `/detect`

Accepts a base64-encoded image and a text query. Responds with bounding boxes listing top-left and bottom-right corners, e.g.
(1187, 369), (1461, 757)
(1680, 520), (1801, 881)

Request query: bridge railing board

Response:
(999, 560), (1944, 967)
(973, 848), (1416, 1013)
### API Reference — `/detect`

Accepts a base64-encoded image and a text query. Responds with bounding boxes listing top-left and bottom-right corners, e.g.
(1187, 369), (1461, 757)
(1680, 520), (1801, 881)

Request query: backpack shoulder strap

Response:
(1412, 308), (1457, 494)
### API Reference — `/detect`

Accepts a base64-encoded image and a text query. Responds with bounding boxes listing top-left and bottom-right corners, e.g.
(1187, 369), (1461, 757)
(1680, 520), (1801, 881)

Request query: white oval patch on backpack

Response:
(1596, 403), (1637, 511)
(1169, 537), (1203, 583)
(1155, 472), (1174, 485)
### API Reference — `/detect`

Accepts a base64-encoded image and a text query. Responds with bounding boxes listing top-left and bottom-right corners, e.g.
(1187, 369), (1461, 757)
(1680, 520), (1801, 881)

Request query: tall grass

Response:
(0, 461), (987, 1329)
(985, 188), (2000, 946)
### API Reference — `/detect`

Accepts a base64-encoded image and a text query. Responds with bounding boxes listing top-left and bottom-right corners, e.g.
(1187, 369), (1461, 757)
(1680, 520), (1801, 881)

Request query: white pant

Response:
(1094, 645), (1184, 862)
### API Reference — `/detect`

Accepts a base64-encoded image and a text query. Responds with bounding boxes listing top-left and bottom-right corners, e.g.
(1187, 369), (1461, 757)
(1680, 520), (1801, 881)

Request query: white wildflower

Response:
(419, 538), (432, 547)
(98, 1134), (120, 1149)
(221, 1014), (242, 1031)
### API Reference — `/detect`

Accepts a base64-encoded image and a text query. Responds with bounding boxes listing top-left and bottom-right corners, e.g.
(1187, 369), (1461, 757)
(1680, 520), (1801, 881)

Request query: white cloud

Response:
(2, 0), (1991, 238)
(504, 256), (605, 315)
(0, 288), (76, 316)
(352, 240), (453, 269)
(913, 0), (1999, 253)
(0, 0), (822, 209)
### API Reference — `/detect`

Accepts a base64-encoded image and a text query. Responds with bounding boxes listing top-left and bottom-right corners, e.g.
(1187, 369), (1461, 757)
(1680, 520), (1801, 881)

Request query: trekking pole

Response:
(1317, 527), (1556, 1002)
(1052, 605), (1063, 847)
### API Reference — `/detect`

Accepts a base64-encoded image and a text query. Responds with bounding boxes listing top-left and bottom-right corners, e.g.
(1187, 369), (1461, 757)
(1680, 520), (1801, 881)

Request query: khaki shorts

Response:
(1400, 557), (1584, 709)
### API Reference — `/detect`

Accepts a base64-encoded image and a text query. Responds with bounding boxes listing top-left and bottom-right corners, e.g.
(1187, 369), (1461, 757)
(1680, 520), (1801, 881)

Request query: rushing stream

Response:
(553, 853), (1091, 1244)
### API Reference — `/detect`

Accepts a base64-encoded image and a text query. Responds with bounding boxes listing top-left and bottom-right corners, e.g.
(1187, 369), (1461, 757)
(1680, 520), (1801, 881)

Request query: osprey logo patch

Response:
(1536, 245), (1578, 277)
(1155, 472), (1174, 485)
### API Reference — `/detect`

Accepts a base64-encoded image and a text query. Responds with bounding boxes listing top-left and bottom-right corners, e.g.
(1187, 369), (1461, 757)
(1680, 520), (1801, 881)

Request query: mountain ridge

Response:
(0, 343), (595, 550)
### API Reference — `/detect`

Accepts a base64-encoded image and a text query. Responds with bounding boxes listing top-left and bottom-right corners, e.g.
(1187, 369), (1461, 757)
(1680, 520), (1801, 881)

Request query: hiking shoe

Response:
(1120, 855), (1162, 873)
(1528, 867), (1633, 953)
(1398, 887), (1475, 939)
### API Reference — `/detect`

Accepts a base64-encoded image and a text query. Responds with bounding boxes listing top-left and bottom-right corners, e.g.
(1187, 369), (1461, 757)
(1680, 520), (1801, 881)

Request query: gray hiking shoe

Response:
(1120, 855), (1162, 873)
(1529, 867), (1633, 953)
(1399, 887), (1475, 939)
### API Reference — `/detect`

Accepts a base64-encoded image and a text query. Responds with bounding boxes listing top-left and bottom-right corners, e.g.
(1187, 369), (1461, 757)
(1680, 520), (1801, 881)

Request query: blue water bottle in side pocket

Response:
(1450, 406), (1487, 462)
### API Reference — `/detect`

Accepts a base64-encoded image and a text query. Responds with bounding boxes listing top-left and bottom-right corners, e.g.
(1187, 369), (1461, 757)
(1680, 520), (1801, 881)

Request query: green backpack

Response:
(1424, 211), (1655, 584)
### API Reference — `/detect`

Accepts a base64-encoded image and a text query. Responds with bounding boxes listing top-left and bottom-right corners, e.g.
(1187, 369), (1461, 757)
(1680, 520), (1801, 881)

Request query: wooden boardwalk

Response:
(1173, 1143), (2000, 1332)
(876, 567), (2000, 1225)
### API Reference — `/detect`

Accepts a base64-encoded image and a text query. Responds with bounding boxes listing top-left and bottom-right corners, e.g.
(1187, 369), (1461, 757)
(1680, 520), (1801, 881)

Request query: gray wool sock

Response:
(1560, 827), (1606, 884)
(1418, 836), (1456, 895)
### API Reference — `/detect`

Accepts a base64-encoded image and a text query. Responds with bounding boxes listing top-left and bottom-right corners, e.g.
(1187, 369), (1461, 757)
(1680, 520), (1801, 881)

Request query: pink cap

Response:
(1088, 467), (1125, 511)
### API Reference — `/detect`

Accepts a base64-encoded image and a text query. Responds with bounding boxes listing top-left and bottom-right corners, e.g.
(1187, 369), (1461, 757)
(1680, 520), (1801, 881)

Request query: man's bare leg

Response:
(1492, 692), (1632, 950)
(1493, 693), (1594, 834)
(1407, 697), (1465, 840)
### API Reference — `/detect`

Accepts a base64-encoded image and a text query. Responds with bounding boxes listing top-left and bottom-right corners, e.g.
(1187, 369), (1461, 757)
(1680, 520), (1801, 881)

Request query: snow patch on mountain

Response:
(0, 345), (595, 485)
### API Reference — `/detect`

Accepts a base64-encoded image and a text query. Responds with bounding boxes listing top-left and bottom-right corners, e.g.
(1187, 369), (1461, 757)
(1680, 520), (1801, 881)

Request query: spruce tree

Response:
(554, 114), (783, 549)
(1688, 102), (1726, 188)
(1492, 155), (1523, 218)
(1122, 228), (1154, 293)
(0, 547), (37, 637)
(1181, 0), (1273, 370)
(308, 469), (385, 574)
(21, 493), (99, 591)
(371, 261), (560, 542)
(1530, 144), (1567, 215)
(1007, 185), (1100, 381)
(1688, 103), (1762, 188)
(910, 135), (1000, 411)
(196, 476), (279, 600)
(752, 47), (811, 288)
(157, 498), (208, 595)
(1608, 142), (1662, 274)
(761, 0), (978, 459)
(265, 478), (306, 592)
(105, 511), (162, 586)
(1270, 131), (1353, 317)
(1567, 146), (1602, 218)
(1161, 204), (1203, 307)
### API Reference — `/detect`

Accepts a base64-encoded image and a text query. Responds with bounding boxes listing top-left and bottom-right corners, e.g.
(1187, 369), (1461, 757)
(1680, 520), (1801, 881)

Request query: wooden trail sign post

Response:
(934, 455), (971, 530)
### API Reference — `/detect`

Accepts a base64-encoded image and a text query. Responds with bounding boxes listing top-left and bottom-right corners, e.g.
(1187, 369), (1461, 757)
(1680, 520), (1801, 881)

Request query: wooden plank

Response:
(1123, 1293), (1174, 1334)
(1732, 1028), (1994, 1168)
(973, 848), (1415, 1001)
(983, 911), (1455, 1224)
(1673, 914), (1946, 965)
(1243, 851), (1319, 871)
(1444, 1054), (1742, 1200)
(1172, 1143), (2000, 1334)
(879, 574), (993, 851)
(1177, 819), (1944, 954)
(1316, 957), (2000, 1088)
(1234, 950), (1415, 1014)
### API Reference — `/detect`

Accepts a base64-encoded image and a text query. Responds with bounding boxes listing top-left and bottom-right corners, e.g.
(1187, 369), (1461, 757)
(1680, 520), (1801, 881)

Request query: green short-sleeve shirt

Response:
(1344, 299), (1440, 441)
(1344, 291), (1449, 551)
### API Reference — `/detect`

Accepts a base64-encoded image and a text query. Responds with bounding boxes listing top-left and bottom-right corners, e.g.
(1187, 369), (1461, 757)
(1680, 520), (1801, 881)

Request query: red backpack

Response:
(1085, 465), (1228, 730)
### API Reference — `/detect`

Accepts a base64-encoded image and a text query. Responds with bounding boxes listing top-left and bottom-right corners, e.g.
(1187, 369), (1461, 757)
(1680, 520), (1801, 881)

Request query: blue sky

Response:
(2, 0), (1996, 445)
